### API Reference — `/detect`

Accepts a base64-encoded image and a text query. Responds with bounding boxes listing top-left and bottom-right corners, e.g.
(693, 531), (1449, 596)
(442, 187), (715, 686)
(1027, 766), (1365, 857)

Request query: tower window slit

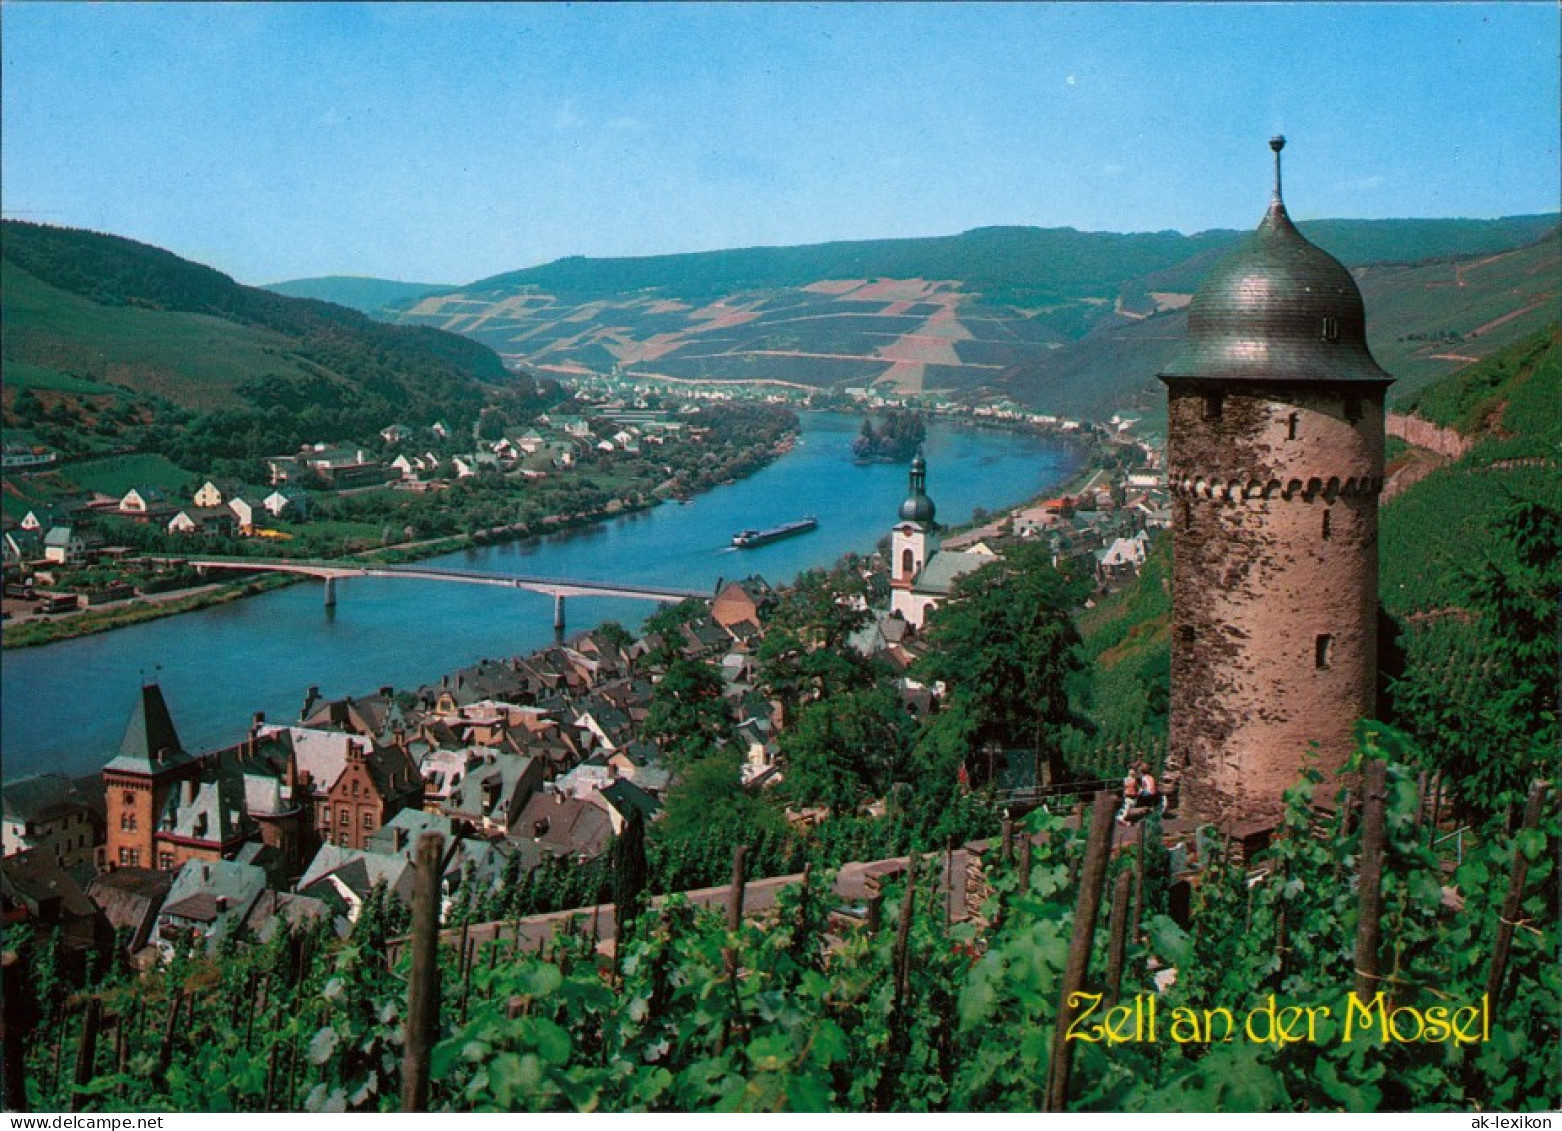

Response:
(1321, 316), (1339, 342)
(1287, 412), (1299, 440)
(1315, 634), (1333, 670)
(1203, 393), (1224, 421)
(1322, 509), (1332, 540)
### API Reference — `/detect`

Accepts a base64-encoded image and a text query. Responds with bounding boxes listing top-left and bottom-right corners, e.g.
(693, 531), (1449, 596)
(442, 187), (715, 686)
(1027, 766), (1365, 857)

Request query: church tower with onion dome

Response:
(1160, 137), (1392, 830)
(890, 447), (938, 624)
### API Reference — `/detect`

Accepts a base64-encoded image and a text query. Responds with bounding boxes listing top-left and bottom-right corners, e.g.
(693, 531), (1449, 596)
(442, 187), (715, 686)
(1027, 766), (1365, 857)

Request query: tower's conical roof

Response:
(105, 682), (192, 774)
(1161, 137), (1391, 386)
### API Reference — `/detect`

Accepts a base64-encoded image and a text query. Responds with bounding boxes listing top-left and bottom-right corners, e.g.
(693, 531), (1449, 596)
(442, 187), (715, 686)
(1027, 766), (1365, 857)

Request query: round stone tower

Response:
(1160, 137), (1392, 830)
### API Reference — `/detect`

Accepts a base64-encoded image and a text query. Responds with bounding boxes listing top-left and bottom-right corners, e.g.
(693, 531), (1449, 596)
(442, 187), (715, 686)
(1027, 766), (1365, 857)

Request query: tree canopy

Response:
(914, 544), (1087, 785)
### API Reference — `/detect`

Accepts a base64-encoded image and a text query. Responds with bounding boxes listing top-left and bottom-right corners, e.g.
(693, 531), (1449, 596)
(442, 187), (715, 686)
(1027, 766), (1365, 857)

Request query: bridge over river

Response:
(159, 555), (708, 633)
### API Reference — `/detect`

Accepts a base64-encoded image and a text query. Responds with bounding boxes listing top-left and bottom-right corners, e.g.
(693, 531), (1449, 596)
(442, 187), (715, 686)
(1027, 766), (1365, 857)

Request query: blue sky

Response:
(3, 2), (1557, 285)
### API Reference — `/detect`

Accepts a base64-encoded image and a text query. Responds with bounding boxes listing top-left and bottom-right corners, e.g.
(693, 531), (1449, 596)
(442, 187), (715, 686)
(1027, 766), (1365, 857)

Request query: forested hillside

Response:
(1, 221), (544, 467)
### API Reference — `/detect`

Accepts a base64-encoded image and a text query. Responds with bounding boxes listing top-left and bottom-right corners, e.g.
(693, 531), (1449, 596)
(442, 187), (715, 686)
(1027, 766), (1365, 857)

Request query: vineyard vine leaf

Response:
(810, 1019), (849, 1067)
(306, 1025), (339, 1066)
(1032, 863), (1069, 899)
(303, 1082), (347, 1113)
(1515, 828), (1545, 863)
(957, 954), (1001, 1028)
(1146, 914), (1193, 968)
(529, 1018), (573, 1066)
(431, 1038), (460, 1079)
(1314, 1054), (1381, 1110)
(784, 1072), (832, 1113)
(745, 1033), (793, 1072)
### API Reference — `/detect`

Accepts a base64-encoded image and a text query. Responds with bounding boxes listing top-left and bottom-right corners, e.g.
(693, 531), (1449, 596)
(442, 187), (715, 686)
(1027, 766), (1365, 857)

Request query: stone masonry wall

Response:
(1167, 383), (1384, 829)
(1386, 412), (1471, 460)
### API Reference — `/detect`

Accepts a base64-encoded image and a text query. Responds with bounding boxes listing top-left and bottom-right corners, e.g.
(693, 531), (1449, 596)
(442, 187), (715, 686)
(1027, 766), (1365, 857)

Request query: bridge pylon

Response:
(323, 576), (337, 609)
(553, 592), (565, 638)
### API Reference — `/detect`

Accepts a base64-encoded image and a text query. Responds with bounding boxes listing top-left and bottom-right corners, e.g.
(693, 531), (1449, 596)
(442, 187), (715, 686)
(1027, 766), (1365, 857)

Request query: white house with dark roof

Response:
(2, 774), (100, 869)
(42, 525), (86, 564)
(153, 858), (268, 956)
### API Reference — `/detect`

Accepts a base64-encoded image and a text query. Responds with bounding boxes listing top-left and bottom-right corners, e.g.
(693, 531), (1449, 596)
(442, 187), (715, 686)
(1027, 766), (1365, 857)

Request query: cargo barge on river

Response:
(731, 517), (818, 549)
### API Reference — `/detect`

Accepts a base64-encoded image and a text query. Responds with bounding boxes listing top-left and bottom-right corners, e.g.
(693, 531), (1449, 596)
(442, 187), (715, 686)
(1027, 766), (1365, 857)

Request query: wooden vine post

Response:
(1105, 869), (1133, 1006)
(69, 997), (103, 1113)
(1045, 791), (1118, 1113)
(873, 855), (918, 1113)
(156, 991), (183, 1078)
(400, 832), (445, 1113)
(1, 951), (33, 1112)
(1486, 780), (1549, 1018)
(716, 844), (748, 1054)
(1132, 819), (1147, 942)
(1353, 759), (1388, 1001)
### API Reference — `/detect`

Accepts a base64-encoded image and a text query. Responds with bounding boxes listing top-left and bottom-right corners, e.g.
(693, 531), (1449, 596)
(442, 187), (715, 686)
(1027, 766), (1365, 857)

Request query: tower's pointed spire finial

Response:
(1269, 135), (1286, 204)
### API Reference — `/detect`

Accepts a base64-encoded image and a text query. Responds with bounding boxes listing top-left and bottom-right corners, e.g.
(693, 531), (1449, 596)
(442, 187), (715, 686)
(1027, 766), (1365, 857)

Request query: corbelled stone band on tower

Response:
(1160, 137), (1392, 830)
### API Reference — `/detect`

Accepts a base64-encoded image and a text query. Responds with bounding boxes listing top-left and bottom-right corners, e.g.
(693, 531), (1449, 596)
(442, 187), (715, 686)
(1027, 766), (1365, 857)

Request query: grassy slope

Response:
(1066, 538), (1172, 774)
(54, 452), (196, 498)
(2, 260), (314, 410)
(1381, 326), (1561, 616)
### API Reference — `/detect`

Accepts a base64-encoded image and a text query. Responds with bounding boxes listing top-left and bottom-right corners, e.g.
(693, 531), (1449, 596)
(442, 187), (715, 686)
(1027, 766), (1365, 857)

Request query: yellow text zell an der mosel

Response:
(1066, 992), (1491, 1046)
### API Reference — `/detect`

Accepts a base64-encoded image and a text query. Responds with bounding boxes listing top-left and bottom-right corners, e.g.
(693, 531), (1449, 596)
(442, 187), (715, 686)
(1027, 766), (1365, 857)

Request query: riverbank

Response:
(1, 574), (299, 648)
(0, 425), (799, 651)
(5, 414), (1077, 777)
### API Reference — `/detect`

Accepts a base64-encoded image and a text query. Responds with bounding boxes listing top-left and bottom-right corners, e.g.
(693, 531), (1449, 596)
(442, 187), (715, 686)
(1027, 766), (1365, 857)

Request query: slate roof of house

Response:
(598, 779), (662, 825)
(4, 529), (42, 555)
(911, 549), (991, 597)
(298, 844), (415, 901)
(514, 792), (613, 861)
(300, 693), (408, 739)
(418, 746), (481, 799)
(157, 772), (252, 846)
(1, 849), (101, 923)
(242, 770), (296, 819)
(365, 808), (456, 856)
(105, 684), (195, 775)
(159, 859), (267, 938)
(42, 526), (77, 547)
(427, 660), (530, 708)
(262, 725), (369, 793)
(614, 741), (660, 769)
(242, 890), (336, 942)
(2, 773), (95, 825)
(86, 867), (173, 951)
(357, 744), (423, 803)
(443, 754), (539, 828)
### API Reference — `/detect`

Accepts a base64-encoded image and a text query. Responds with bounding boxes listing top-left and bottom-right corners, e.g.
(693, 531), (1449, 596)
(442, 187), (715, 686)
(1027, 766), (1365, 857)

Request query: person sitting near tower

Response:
(1137, 762), (1161, 814)
(1118, 763), (1142, 823)
(1118, 761), (1161, 824)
